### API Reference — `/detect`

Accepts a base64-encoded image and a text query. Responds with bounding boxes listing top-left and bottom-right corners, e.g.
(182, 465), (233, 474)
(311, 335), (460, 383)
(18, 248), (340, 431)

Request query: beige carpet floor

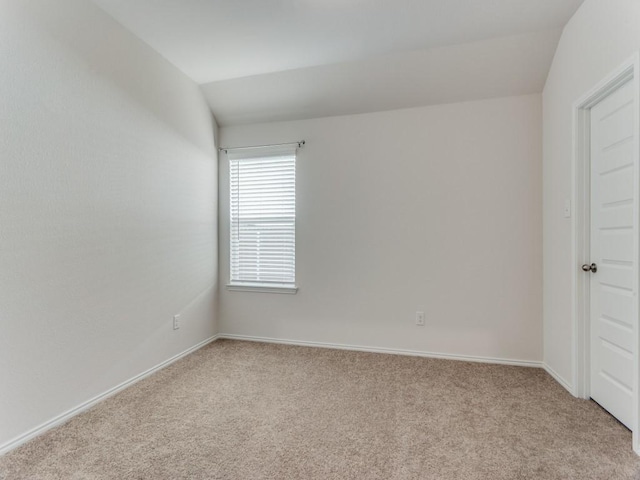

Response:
(2, 339), (640, 479)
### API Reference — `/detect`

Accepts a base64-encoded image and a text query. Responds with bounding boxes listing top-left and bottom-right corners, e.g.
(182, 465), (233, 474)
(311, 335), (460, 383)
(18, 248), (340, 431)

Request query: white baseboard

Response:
(218, 333), (543, 368)
(0, 334), (220, 457)
(2, 333), (569, 458)
(543, 363), (574, 396)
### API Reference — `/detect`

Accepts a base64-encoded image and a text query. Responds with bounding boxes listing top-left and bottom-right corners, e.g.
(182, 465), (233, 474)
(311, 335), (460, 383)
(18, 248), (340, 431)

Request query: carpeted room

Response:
(2, 0), (640, 479)
(3, 341), (640, 479)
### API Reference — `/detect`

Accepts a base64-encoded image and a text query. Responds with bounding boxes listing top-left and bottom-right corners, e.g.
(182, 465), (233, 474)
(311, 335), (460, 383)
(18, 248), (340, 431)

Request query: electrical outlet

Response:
(415, 311), (425, 326)
(173, 314), (181, 330)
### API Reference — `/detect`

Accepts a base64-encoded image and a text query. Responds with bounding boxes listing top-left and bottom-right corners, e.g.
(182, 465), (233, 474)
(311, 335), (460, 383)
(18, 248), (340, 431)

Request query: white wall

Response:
(543, 0), (640, 389)
(0, 0), (218, 451)
(219, 94), (542, 363)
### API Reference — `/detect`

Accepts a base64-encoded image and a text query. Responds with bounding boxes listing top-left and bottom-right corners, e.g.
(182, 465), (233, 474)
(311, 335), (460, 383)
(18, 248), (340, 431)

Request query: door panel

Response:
(599, 167), (634, 205)
(599, 317), (633, 353)
(597, 204), (634, 229)
(598, 140), (634, 175)
(600, 289), (634, 326)
(590, 80), (637, 430)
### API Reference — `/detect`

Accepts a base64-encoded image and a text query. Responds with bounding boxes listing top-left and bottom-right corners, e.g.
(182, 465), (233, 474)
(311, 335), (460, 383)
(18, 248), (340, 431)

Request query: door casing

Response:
(571, 52), (640, 453)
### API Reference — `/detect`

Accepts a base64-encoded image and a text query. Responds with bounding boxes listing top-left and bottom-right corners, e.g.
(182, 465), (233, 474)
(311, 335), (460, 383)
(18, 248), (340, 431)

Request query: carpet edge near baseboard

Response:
(219, 333), (543, 368)
(543, 362), (575, 396)
(0, 334), (221, 457)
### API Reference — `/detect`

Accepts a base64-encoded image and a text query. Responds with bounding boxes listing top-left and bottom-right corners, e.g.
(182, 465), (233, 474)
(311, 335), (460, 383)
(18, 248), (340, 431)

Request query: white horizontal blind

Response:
(229, 146), (296, 286)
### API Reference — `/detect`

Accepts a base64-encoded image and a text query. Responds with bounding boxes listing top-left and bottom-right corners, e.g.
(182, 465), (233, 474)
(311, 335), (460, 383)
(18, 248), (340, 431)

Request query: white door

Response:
(589, 80), (638, 430)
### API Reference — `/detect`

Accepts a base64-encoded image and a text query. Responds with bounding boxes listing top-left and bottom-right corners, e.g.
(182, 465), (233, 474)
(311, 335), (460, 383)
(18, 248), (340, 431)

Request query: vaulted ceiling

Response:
(91, 0), (585, 125)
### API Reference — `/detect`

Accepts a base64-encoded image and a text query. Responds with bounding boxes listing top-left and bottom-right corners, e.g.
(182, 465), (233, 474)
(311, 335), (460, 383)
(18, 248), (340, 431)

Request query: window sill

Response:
(226, 283), (298, 294)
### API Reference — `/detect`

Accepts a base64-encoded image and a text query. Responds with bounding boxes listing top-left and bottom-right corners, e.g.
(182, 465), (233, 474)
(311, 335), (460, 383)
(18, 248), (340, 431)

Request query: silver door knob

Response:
(582, 263), (597, 273)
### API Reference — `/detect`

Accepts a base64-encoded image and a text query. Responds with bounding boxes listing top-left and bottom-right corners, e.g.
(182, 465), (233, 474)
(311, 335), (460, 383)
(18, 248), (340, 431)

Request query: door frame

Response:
(571, 52), (640, 453)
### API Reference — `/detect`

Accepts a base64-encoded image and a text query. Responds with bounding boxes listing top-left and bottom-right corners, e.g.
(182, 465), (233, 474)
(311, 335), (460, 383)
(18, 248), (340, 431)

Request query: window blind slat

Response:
(230, 153), (296, 286)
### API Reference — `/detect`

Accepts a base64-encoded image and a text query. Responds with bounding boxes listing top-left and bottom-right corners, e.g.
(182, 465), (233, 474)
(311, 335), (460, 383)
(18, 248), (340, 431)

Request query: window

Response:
(228, 145), (297, 293)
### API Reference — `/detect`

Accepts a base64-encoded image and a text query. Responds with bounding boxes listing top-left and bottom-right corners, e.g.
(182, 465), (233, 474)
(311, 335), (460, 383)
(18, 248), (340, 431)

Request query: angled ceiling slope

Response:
(91, 0), (585, 125)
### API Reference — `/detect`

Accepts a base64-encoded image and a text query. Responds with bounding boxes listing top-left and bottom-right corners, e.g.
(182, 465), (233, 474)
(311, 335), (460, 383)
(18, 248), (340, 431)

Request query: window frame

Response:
(225, 144), (298, 294)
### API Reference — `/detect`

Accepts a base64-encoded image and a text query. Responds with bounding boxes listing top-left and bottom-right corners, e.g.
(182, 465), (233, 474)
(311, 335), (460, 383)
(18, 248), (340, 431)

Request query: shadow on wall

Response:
(10, 0), (216, 155)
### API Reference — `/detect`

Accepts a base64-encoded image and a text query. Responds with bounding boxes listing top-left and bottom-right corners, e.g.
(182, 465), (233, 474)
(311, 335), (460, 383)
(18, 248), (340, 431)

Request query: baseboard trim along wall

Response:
(219, 333), (543, 368)
(543, 363), (574, 396)
(0, 335), (221, 457)
(2, 334), (571, 457)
